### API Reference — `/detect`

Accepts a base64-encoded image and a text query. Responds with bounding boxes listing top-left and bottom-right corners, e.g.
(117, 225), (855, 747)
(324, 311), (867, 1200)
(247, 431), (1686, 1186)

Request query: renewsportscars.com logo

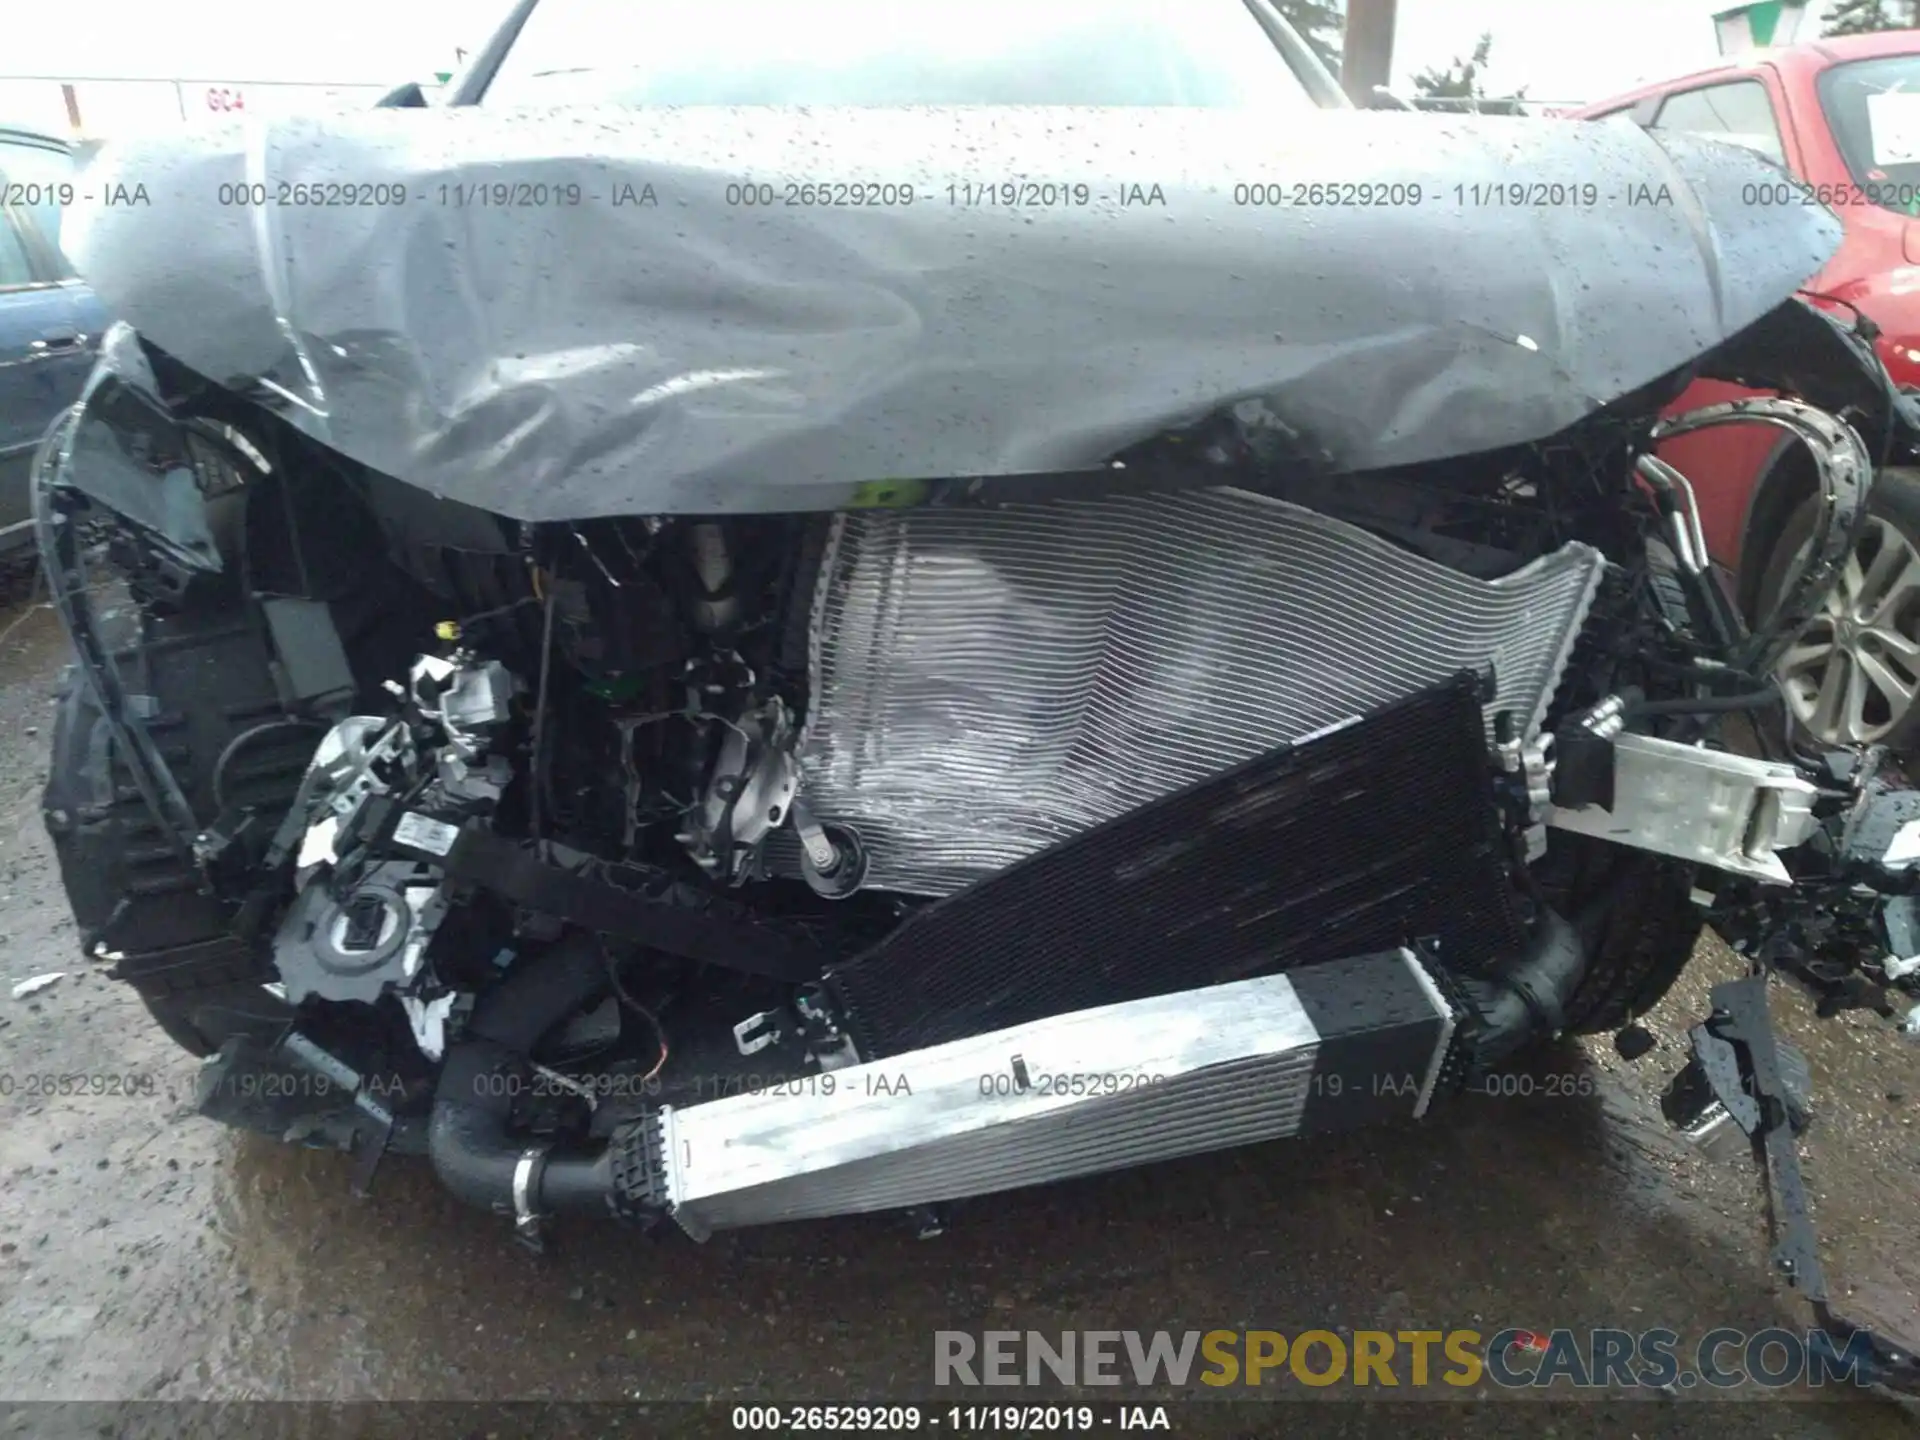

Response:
(933, 1327), (1884, 1390)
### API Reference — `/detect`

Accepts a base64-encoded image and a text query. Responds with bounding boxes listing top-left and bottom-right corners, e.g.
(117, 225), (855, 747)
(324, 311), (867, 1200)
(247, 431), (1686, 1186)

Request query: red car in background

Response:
(1573, 31), (1920, 746)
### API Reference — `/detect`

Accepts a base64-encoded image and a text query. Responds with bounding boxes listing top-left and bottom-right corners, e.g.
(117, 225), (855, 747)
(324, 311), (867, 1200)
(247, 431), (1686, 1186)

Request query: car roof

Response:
(1568, 28), (1920, 116)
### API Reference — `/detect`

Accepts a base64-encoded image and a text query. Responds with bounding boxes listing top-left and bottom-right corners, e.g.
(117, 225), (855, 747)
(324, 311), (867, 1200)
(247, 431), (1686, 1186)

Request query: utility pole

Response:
(1341, 0), (1398, 106)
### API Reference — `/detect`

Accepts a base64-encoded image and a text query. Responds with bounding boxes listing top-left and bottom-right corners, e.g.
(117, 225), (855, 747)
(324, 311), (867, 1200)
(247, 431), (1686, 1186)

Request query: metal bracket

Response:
(732, 990), (862, 1071)
(679, 697), (801, 883)
(1547, 732), (1820, 883)
(733, 1011), (783, 1056)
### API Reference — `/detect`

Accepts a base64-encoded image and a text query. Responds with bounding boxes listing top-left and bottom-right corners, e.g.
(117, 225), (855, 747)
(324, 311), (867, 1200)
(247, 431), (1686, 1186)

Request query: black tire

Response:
(1755, 466), (1920, 751)
(1544, 834), (1703, 1035)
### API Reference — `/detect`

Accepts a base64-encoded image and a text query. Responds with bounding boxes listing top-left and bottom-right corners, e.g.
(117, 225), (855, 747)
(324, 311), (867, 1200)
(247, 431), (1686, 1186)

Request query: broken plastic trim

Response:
(1692, 973), (1920, 1395)
(51, 325), (225, 574)
(31, 404), (200, 858)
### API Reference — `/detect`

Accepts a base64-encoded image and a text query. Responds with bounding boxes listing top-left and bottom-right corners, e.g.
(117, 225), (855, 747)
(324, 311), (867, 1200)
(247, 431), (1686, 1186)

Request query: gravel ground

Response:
(0, 596), (1917, 1439)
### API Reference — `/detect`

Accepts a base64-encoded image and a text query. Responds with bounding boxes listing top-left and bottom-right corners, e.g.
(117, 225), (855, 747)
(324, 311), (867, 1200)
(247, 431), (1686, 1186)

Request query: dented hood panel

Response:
(66, 108), (1839, 519)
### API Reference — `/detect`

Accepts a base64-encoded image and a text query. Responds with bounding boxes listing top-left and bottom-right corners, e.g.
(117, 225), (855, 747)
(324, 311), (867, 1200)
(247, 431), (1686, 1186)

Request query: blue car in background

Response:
(0, 125), (106, 590)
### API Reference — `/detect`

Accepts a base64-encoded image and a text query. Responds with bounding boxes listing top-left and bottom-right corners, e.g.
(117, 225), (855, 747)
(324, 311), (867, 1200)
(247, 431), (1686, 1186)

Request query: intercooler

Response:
(797, 487), (1605, 897)
(661, 948), (1456, 1238)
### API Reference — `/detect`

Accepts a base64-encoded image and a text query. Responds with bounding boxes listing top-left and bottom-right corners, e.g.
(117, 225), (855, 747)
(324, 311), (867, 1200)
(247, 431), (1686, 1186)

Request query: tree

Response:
(1274, 0), (1346, 74)
(1409, 32), (1528, 115)
(1823, 0), (1920, 37)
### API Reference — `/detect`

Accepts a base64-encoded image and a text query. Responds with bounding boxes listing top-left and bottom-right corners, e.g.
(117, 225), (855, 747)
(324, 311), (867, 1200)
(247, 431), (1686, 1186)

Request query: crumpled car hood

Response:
(66, 107), (1839, 519)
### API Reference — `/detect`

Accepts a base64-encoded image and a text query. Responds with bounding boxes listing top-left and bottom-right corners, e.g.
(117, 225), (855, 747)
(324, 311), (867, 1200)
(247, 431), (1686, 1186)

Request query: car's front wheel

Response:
(1758, 469), (1920, 748)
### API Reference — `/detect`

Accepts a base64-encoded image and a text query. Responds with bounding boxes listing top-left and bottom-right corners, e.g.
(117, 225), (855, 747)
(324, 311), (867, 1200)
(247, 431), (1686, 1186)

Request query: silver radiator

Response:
(798, 488), (1604, 897)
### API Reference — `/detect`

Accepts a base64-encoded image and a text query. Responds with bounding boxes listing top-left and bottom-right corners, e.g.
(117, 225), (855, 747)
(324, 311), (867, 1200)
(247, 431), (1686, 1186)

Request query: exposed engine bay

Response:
(31, 111), (1920, 1392)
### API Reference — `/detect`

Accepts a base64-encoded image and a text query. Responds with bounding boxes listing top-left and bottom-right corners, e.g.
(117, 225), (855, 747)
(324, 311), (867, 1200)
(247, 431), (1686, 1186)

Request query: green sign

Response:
(1712, 2), (1808, 54)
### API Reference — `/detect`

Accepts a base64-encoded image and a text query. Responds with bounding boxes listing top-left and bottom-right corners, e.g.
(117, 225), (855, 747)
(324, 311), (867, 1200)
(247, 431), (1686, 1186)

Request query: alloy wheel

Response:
(1778, 515), (1920, 745)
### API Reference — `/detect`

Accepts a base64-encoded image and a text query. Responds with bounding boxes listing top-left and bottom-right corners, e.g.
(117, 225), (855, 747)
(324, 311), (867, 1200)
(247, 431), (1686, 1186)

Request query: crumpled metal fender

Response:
(59, 106), (1844, 519)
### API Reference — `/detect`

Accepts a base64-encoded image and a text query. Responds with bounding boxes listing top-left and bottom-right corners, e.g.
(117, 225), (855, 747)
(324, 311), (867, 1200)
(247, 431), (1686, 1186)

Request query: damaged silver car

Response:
(29, 0), (1920, 1389)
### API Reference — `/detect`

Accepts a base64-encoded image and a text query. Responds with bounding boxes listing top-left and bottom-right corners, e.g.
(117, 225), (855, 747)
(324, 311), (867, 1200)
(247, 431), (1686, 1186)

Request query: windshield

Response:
(1818, 52), (1920, 214)
(481, 0), (1321, 109)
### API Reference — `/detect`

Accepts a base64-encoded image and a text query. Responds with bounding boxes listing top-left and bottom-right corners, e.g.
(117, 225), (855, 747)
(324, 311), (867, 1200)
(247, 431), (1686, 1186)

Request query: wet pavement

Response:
(0, 594), (1918, 1437)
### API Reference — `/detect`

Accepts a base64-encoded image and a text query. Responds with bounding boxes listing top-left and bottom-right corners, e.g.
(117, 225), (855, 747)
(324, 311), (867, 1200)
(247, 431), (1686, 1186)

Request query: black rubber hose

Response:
(468, 931), (608, 1053)
(428, 934), (620, 1217)
(1457, 907), (1590, 1070)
